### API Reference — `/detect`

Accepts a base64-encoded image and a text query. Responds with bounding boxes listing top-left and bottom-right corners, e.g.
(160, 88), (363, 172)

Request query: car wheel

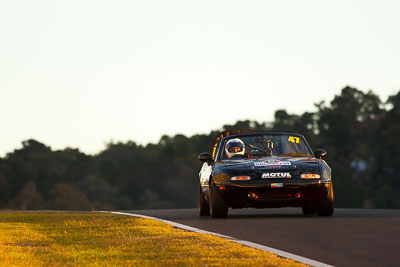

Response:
(209, 180), (228, 218)
(317, 183), (334, 216)
(301, 204), (317, 215)
(198, 183), (210, 216)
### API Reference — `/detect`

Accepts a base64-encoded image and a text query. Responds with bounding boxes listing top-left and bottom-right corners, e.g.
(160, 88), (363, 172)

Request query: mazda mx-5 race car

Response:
(198, 130), (334, 218)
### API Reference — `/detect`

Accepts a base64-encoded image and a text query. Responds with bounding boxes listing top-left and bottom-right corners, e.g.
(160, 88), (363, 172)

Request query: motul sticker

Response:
(254, 159), (291, 167)
(262, 172), (292, 178)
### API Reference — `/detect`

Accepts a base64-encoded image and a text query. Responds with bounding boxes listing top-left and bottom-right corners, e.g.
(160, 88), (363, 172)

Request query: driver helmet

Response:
(225, 138), (245, 158)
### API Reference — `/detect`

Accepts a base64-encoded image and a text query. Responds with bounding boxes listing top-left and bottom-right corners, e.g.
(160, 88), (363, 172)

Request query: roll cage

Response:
(211, 130), (313, 162)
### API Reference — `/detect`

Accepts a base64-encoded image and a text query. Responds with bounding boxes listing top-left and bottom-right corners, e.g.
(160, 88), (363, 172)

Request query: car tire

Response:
(210, 180), (228, 218)
(302, 204), (317, 215)
(317, 183), (334, 216)
(198, 183), (210, 216)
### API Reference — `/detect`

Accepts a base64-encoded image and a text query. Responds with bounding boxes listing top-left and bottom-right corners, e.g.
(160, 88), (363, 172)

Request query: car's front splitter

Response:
(216, 180), (330, 209)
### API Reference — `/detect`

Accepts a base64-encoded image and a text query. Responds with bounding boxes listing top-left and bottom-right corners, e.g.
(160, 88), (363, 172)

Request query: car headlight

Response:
(300, 173), (320, 179)
(231, 176), (251, 181)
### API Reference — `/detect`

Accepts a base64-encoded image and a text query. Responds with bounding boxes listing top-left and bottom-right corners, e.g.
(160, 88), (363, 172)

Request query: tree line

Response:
(1, 86), (399, 210)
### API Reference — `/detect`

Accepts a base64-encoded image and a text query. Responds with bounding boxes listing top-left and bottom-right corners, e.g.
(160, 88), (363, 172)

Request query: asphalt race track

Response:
(129, 208), (400, 267)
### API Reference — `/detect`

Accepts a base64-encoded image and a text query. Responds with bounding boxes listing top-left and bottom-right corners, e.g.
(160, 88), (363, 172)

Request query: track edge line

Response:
(98, 211), (333, 267)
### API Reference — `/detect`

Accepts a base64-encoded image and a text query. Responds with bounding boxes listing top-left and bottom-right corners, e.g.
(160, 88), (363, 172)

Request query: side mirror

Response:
(198, 152), (213, 164)
(314, 149), (327, 159)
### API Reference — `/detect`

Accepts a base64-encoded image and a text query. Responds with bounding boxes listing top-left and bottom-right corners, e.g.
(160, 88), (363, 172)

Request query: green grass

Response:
(0, 212), (306, 266)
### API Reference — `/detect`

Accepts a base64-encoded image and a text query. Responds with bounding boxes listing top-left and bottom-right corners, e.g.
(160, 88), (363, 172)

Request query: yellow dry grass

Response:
(0, 212), (306, 266)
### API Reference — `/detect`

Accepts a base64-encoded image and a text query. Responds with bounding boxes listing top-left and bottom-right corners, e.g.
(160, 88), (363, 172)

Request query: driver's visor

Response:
(228, 146), (244, 153)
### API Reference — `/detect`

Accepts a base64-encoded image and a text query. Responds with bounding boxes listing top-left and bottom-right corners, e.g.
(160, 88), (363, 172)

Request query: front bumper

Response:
(216, 180), (331, 209)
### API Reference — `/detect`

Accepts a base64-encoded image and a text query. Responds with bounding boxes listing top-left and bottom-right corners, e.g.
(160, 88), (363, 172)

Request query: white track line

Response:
(100, 211), (333, 267)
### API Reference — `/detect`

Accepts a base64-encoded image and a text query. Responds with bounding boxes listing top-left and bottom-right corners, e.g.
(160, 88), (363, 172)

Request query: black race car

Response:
(198, 130), (334, 218)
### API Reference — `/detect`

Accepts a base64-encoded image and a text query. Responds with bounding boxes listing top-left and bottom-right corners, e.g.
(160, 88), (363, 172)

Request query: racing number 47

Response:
(288, 136), (299, 143)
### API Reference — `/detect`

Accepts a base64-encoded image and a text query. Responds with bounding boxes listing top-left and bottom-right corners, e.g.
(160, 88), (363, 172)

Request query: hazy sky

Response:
(1, 0), (399, 156)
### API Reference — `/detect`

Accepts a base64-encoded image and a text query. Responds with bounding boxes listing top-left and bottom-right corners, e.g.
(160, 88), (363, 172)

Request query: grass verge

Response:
(0, 211), (306, 266)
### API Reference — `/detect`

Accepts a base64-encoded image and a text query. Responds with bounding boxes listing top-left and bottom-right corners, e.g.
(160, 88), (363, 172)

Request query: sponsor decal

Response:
(254, 159), (291, 167)
(271, 183), (283, 188)
(288, 136), (300, 143)
(262, 172), (292, 178)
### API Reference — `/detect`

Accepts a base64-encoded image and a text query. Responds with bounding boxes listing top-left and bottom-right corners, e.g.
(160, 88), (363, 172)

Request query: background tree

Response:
(0, 87), (398, 210)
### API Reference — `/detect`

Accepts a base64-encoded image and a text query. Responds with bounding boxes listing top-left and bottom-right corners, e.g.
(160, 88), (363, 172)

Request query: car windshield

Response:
(220, 134), (312, 160)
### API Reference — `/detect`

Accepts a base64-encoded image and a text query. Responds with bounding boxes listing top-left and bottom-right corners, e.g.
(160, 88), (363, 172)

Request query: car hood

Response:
(222, 156), (320, 171)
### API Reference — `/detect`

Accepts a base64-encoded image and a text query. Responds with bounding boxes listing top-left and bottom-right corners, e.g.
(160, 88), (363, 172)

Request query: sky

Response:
(1, 0), (399, 156)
